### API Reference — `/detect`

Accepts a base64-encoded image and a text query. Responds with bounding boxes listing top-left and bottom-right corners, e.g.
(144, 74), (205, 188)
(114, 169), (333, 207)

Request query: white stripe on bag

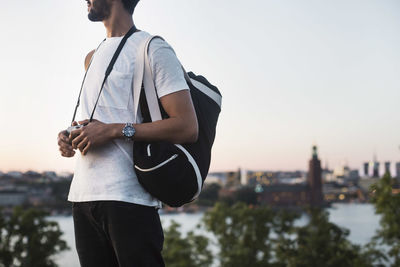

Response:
(134, 154), (178, 172)
(174, 144), (203, 200)
(190, 78), (222, 108)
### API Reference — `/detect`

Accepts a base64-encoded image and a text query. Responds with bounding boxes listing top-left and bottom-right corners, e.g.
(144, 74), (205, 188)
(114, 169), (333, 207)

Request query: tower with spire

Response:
(372, 151), (380, 178)
(307, 145), (323, 207)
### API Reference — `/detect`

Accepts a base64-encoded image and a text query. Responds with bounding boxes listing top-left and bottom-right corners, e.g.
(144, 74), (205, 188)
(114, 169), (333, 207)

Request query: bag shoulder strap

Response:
(71, 26), (137, 124)
(133, 35), (165, 123)
(89, 26), (137, 122)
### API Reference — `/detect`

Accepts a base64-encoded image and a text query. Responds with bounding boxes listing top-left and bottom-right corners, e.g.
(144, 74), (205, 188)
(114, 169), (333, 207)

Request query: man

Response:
(57, 0), (198, 266)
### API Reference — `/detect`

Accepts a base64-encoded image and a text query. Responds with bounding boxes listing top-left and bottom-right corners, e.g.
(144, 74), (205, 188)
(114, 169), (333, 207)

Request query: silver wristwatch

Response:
(122, 123), (136, 141)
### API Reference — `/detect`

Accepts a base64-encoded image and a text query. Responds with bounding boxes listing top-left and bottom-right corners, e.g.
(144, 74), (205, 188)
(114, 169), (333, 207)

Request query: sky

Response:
(0, 0), (399, 174)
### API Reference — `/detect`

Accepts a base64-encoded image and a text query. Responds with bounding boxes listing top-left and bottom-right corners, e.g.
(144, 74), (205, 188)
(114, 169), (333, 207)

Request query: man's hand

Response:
(70, 119), (113, 155)
(57, 129), (75, 158)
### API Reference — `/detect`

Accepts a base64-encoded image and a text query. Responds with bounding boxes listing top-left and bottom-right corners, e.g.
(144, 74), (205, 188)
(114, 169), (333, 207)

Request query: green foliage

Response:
(163, 220), (212, 267)
(218, 187), (258, 207)
(369, 172), (400, 267)
(274, 207), (374, 267)
(0, 207), (69, 267)
(202, 202), (383, 267)
(203, 202), (276, 267)
(165, 187), (399, 267)
(233, 186), (258, 205)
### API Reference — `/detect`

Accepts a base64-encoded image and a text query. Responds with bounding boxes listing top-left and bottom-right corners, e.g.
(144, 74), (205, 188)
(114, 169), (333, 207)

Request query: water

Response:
(52, 203), (381, 267)
(328, 203), (381, 245)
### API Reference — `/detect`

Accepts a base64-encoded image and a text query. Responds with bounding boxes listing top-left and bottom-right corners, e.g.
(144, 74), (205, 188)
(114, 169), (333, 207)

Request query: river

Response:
(52, 203), (381, 267)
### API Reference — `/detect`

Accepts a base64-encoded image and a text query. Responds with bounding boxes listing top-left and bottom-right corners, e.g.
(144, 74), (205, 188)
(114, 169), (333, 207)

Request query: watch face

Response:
(123, 125), (135, 138)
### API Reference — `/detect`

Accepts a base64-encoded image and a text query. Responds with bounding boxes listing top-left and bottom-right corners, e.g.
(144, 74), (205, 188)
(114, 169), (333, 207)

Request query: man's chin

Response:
(88, 13), (103, 22)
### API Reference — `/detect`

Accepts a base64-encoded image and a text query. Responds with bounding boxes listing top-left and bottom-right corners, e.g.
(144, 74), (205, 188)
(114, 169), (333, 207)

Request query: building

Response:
(5, 171), (23, 179)
(257, 184), (310, 206)
(347, 169), (360, 184)
(322, 168), (334, 182)
(43, 171), (57, 179)
(373, 162), (380, 177)
(246, 171), (277, 186)
(396, 162), (400, 179)
(363, 162), (369, 177)
(0, 190), (27, 206)
(333, 164), (353, 184)
(24, 170), (41, 178)
(258, 145), (324, 207)
(225, 169), (241, 187)
(308, 145), (323, 207)
(384, 162), (391, 175)
(204, 172), (228, 186)
(323, 182), (361, 202)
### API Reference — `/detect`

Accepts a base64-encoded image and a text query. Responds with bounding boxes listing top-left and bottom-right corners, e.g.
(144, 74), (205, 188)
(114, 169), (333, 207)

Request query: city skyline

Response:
(0, 0), (399, 173)
(2, 148), (399, 178)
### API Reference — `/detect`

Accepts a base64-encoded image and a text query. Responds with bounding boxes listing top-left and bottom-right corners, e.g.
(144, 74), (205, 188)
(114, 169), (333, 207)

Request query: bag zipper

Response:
(135, 154), (178, 172)
(147, 144), (151, 156)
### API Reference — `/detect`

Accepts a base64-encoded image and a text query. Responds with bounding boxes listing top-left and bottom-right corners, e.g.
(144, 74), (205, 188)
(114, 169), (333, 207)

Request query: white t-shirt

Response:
(67, 31), (189, 208)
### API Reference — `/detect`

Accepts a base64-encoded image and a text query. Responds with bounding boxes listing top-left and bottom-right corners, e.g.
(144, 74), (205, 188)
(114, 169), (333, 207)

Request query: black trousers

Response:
(72, 201), (165, 267)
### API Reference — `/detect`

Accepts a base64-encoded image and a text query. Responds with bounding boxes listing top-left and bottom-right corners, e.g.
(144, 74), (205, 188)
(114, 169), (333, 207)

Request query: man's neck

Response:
(103, 10), (134, 38)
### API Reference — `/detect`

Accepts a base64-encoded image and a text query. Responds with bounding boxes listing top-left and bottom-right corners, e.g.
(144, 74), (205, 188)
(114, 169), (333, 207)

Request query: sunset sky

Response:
(0, 0), (399, 174)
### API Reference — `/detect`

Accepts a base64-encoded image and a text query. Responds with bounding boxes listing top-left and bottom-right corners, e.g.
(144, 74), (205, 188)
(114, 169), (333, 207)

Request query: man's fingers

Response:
(82, 141), (91, 155)
(59, 142), (73, 151)
(69, 129), (81, 141)
(61, 151), (75, 158)
(60, 147), (75, 157)
(62, 148), (75, 155)
(79, 119), (90, 125)
(58, 135), (73, 149)
(59, 146), (74, 153)
(58, 136), (72, 148)
(60, 145), (74, 151)
(77, 137), (88, 151)
(61, 135), (69, 143)
(58, 131), (70, 143)
(72, 121), (78, 126)
(71, 133), (86, 149)
(70, 129), (85, 149)
(58, 129), (76, 158)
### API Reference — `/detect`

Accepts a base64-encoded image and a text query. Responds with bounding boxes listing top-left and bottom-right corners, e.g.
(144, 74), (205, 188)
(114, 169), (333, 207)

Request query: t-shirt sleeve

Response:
(148, 38), (189, 98)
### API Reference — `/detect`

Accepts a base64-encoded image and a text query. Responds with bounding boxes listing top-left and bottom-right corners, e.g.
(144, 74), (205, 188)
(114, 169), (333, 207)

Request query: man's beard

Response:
(88, 0), (111, 22)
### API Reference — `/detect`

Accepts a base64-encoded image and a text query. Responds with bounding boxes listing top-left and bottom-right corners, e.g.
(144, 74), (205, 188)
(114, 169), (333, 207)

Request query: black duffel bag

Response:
(133, 36), (222, 207)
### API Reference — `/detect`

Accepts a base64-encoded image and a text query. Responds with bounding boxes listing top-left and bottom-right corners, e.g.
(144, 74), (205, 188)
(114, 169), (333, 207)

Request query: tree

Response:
(369, 172), (400, 267)
(0, 207), (69, 267)
(164, 198), (392, 267)
(203, 202), (277, 267)
(274, 207), (375, 267)
(203, 202), (382, 267)
(163, 220), (212, 267)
